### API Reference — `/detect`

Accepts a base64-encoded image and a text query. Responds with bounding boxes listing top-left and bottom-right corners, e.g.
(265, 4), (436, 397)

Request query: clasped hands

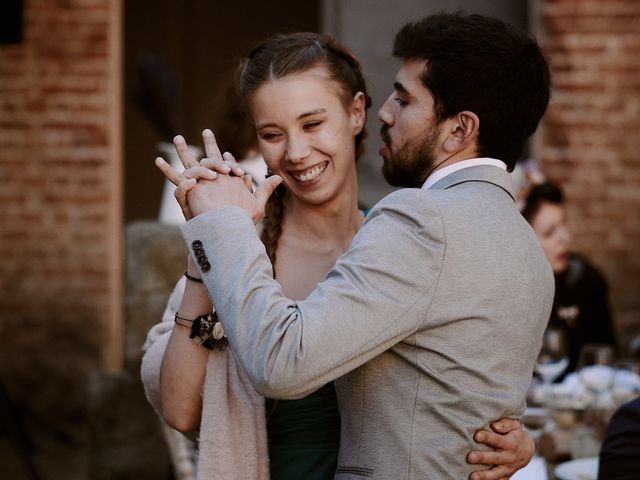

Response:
(155, 129), (282, 223)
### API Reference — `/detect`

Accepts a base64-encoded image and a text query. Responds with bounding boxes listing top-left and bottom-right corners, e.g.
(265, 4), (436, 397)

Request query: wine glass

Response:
(535, 328), (570, 385)
(611, 358), (640, 407)
(577, 343), (615, 408)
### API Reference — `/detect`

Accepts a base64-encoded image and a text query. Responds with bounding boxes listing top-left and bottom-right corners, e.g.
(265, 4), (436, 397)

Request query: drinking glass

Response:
(577, 343), (615, 408)
(535, 328), (569, 385)
(611, 358), (640, 407)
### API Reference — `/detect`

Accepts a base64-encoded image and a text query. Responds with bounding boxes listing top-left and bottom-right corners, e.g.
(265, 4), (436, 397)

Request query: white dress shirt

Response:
(421, 157), (507, 190)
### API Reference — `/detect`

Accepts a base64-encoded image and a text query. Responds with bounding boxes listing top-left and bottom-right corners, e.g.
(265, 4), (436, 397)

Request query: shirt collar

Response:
(421, 157), (507, 190)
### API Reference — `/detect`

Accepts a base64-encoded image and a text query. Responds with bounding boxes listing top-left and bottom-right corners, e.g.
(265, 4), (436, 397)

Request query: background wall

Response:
(0, 0), (121, 432)
(533, 0), (640, 347)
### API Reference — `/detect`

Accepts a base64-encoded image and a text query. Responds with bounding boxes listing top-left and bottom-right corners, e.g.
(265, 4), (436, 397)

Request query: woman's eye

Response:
(304, 121), (322, 130)
(261, 132), (281, 141)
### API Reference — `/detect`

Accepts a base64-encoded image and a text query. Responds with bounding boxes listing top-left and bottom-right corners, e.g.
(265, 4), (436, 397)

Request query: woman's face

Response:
(530, 201), (572, 273)
(248, 66), (365, 207)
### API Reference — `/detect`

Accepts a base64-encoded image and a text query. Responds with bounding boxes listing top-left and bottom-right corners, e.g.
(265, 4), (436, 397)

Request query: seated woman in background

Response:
(522, 182), (617, 374)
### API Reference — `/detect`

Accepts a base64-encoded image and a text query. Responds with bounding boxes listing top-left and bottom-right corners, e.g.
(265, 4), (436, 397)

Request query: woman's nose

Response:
(285, 134), (311, 163)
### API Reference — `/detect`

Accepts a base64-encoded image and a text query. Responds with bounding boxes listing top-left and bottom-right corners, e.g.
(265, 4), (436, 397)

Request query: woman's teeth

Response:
(293, 164), (326, 182)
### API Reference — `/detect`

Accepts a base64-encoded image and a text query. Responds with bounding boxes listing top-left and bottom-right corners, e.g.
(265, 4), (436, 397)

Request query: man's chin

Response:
(382, 164), (415, 188)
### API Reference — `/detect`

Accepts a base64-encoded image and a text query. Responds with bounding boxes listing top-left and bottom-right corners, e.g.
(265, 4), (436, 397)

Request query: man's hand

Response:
(467, 418), (535, 480)
(184, 172), (281, 224)
(154, 129), (281, 223)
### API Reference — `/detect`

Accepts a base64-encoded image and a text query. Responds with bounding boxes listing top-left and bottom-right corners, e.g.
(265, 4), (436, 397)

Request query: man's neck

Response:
(429, 147), (480, 176)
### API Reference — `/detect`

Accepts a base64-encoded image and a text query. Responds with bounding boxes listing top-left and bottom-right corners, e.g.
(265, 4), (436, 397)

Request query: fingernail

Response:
(155, 157), (165, 164)
(203, 129), (213, 136)
(173, 134), (184, 143)
(468, 453), (477, 463)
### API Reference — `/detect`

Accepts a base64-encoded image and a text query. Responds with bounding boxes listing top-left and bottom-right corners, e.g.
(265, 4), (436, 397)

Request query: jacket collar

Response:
(428, 165), (517, 202)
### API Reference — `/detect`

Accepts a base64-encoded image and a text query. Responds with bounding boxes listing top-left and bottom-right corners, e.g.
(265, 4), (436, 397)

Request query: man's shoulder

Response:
(361, 189), (446, 234)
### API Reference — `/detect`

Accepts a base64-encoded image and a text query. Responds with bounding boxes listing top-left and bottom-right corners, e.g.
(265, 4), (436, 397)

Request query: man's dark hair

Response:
(521, 181), (564, 222)
(393, 12), (551, 171)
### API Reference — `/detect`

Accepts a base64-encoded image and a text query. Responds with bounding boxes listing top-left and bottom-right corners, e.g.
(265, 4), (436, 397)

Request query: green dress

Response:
(266, 382), (341, 479)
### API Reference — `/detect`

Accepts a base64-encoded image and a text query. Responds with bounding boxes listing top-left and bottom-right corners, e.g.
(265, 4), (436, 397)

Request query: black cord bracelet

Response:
(184, 271), (203, 283)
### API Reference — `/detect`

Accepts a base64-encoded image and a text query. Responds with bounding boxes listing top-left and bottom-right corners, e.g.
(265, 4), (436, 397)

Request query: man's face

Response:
(377, 59), (443, 187)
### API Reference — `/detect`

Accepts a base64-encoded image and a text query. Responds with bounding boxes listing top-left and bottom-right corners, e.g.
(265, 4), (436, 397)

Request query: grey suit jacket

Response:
(180, 165), (554, 479)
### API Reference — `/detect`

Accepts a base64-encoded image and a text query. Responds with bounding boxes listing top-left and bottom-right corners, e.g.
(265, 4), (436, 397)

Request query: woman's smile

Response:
(289, 161), (329, 185)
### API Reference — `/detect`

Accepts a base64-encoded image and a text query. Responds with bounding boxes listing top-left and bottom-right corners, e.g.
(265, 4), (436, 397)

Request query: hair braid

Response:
(259, 183), (287, 277)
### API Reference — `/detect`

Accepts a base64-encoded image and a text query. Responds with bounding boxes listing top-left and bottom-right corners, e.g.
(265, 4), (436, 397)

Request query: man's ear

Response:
(442, 111), (479, 153)
(351, 91), (366, 135)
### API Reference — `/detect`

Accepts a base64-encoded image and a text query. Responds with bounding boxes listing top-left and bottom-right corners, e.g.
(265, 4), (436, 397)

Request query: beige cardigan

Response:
(140, 277), (269, 479)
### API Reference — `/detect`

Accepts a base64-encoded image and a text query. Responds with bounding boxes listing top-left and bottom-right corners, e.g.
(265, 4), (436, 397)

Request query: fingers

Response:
(201, 129), (244, 175)
(182, 165), (218, 181)
(173, 135), (200, 169)
(222, 151), (245, 176)
(491, 418), (521, 434)
(174, 178), (196, 221)
(251, 175), (282, 223)
(242, 174), (254, 193)
(155, 157), (184, 186)
(468, 464), (511, 480)
(474, 429), (510, 451)
(200, 157), (232, 175)
(467, 449), (513, 467)
(201, 129), (224, 163)
(255, 175), (282, 208)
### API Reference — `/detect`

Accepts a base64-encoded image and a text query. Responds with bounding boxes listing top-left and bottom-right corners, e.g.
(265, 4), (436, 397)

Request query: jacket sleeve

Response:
(180, 190), (446, 399)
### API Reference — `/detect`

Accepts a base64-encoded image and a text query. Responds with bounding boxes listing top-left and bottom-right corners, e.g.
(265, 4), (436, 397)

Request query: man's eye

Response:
(394, 97), (408, 107)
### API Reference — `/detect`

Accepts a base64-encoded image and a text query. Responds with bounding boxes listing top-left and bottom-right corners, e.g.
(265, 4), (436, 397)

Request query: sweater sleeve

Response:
(140, 277), (186, 415)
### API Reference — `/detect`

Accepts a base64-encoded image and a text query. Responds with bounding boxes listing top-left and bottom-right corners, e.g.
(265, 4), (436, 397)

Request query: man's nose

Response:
(377, 96), (395, 126)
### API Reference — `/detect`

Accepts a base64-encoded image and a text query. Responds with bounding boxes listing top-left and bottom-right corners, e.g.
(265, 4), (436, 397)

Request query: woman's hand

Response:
(467, 418), (535, 480)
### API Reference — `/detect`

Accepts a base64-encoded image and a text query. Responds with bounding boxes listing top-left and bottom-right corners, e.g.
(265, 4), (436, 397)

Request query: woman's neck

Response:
(284, 181), (363, 253)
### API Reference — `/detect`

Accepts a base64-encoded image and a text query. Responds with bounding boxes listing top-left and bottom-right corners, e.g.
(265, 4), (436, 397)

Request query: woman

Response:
(522, 181), (616, 375)
(142, 32), (533, 480)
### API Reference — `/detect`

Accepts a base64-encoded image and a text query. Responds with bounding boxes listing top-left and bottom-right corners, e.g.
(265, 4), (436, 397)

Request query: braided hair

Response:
(237, 33), (371, 274)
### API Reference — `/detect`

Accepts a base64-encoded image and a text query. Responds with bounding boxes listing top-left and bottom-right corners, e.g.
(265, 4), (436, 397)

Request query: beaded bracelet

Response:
(174, 312), (227, 350)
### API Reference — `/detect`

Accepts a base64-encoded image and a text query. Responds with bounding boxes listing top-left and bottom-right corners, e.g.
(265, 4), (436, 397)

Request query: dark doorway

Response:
(124, 1), (320, 222)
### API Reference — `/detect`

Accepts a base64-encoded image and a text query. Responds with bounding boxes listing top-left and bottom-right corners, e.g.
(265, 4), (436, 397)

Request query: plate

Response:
(554, 457), (598, 480)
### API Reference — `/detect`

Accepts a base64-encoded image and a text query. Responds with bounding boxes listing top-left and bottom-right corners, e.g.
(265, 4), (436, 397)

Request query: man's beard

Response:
(380, 123), (440, 188)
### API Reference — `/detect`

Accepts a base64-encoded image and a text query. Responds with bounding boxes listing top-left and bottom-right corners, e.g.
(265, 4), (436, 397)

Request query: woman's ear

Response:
(442, 111), (480, 153)
(351, 91), (366, 135)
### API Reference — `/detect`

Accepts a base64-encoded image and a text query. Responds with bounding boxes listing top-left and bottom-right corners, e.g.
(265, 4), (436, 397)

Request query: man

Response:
(599, 396), (640, 479)
(169, 13), (553, 479)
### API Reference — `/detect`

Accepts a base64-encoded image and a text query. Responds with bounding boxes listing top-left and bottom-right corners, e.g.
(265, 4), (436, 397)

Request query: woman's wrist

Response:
(186, 255), (202, 280)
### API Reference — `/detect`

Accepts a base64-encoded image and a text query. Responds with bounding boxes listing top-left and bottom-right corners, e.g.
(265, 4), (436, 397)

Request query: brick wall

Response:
(0, 0), (121, 427)
(534, 0), (640, 348)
